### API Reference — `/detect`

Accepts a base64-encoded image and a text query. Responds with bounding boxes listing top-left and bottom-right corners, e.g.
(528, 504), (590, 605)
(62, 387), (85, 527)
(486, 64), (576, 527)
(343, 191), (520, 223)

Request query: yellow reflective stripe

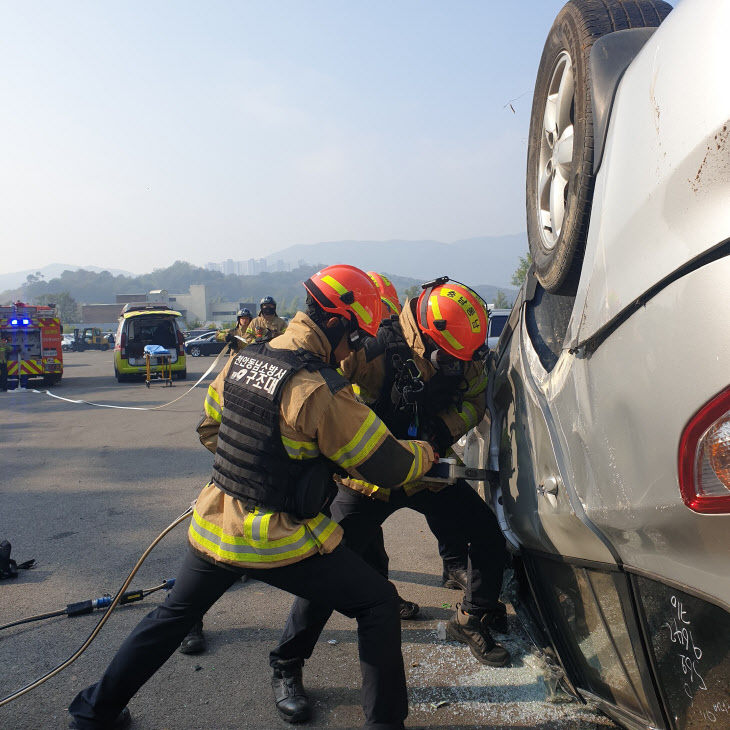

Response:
(208, 385), (221, 406)
(382, 296), (399, 314)
(281, 435), (320, 460)
(465, 371), (487, 397)
(430, 295), (463, 352)
(189, 525), (314, 563)
(243, 511), (255, 542)
(313, 518), (338, 544)
(404, 441), (420, 483)
(334, 416), (388, 469)
(189, 509), (337, 563)
(204, 385), (223, 422)
(440, 287), (482, 333)
(457, 401), (479, 430)
(193, 511), (306, 550)
(347, 478), (391, 500)
(204, 400), (222, 421)
(322, 275), (373, 325)
(352, 420), (388, 468)
(329, 411), (374, 464)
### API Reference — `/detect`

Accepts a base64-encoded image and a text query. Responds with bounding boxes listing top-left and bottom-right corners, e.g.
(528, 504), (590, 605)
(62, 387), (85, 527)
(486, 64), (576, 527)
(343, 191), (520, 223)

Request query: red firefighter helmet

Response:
(416, 278), (488, 360)
(367, 272), (402, 318)
(304, 265), (381, 336)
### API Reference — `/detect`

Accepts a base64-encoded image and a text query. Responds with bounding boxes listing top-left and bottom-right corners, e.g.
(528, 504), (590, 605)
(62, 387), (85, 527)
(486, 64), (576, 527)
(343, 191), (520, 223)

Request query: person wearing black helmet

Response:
(216, 308), (253, 352)
(244, 296), (287, 343)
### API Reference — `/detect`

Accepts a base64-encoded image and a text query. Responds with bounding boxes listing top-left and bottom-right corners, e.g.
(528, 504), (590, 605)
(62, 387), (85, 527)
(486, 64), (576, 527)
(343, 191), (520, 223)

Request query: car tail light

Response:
(119, 332), (126, 357)
(679, 386), (730, 514)
(177, 329), (185, 353)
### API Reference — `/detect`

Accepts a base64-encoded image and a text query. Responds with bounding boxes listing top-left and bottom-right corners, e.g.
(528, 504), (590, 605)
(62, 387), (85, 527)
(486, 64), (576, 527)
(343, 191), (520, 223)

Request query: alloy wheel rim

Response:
(537, 51), (575, 251)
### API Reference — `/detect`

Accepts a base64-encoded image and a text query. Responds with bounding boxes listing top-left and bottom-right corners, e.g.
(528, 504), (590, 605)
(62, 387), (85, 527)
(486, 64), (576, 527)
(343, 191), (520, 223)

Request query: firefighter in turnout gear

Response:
(367, 273), (469, 592)
(0, 335), (14, 391)
(68, 265), (435, 730)
(244, 295), (287, 343)
(216, 308), (253, 352)
(270, 279), (510, 716)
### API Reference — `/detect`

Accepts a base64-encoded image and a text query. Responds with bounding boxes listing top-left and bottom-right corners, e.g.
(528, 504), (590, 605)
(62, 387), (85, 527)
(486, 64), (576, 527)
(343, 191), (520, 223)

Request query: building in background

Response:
(80, 284), (254, 328)
(205, 258), (299, 275)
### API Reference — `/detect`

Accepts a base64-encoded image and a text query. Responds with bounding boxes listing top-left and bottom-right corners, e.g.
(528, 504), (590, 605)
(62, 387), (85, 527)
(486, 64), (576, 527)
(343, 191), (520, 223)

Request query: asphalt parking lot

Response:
(0, 350), (616, 730)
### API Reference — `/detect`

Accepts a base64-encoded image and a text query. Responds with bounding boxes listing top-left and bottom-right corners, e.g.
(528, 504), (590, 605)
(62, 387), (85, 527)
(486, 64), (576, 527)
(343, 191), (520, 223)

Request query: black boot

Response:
(179, 620), (206, 654)
(442, 565), (468, 591)
(69, 707), (131, 729)
(484, 601), (510, 634)
(446, 604), (510, 666)
(398, 595), (419, 620)
(272, 660), (311, 723)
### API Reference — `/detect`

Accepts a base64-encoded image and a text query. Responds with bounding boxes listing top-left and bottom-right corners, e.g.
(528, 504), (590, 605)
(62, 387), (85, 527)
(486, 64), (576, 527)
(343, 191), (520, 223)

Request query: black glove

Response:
(363, 315), (405, 363)
(225, 331), (236, 344)
(422, 418), (453, 454)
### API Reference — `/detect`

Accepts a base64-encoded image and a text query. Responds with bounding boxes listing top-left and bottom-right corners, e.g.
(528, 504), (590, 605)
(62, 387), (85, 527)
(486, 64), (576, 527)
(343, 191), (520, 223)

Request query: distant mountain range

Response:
(1, 233), (526, 294)
(0, 263), (134, 292)
(265, 233), (526, 290)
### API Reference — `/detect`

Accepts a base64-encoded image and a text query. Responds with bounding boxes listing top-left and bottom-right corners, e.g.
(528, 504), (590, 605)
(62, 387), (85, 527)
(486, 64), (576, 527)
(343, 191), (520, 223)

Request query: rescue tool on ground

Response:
(0, 579), (176, 632)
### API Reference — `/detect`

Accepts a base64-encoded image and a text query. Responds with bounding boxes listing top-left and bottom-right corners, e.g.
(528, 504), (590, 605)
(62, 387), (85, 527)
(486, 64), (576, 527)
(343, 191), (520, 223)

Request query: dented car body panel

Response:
(459, 1), (730, 728)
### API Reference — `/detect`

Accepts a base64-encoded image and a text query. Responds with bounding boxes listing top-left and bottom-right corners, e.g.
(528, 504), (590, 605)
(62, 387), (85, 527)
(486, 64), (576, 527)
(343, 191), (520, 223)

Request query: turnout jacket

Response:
(339, 299), (487, 501)
(215, 323), (249, 352)
(244, 314), (288, 344)
(0, 341), (12, 364)
(191, 312), (435, 569)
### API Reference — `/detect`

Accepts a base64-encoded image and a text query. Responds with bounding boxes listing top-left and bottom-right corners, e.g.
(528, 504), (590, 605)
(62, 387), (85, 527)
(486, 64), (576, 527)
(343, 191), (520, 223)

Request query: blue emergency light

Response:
(9, 318), (30, 326)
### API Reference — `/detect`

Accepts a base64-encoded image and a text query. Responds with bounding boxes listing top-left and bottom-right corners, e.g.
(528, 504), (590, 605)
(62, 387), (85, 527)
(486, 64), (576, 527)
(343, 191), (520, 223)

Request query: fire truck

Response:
(0, 302), (64, 388)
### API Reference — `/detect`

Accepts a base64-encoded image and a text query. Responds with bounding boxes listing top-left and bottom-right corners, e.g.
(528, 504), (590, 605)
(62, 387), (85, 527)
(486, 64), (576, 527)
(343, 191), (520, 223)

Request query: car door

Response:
(486, 278), (668, 730)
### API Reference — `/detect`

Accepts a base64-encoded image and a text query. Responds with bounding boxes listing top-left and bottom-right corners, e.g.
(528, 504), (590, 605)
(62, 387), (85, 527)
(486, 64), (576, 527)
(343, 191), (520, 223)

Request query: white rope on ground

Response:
(9, 345), (232, 412)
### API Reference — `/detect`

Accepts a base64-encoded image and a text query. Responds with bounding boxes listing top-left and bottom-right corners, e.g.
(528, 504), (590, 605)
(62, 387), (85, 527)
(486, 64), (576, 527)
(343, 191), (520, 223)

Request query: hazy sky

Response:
(2, 1), (585, 274)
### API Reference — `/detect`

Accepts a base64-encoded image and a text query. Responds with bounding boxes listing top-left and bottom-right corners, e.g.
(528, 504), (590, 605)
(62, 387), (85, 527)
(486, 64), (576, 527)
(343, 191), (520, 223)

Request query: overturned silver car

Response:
(463, 0), (730, 728)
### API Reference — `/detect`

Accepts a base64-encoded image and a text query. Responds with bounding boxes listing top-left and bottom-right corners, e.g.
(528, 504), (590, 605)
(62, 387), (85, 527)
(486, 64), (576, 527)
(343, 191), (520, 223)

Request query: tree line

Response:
(1, 257), (529, 325)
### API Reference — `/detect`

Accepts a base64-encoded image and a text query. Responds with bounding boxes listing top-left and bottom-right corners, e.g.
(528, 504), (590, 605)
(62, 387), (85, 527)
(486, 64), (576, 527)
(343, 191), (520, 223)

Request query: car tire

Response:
(176, 369), (187, 380)
(102, 344), (109, 351)
(526, 0), (672, 294)
(189, 346), (202, 357)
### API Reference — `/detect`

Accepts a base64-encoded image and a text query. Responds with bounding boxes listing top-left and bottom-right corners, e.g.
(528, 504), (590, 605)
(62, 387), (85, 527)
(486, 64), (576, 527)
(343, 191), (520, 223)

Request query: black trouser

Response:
(0, 362), (7, 390)
(69, 547), (407, 730)
(271, 481), (507, 667)
(433, 528), (468, 573)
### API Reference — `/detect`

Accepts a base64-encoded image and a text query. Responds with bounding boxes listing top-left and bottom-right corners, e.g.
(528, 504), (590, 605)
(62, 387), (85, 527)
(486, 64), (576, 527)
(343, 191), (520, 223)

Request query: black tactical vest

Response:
(211, 343), (347, 511)
(367, 318), (466, 440)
